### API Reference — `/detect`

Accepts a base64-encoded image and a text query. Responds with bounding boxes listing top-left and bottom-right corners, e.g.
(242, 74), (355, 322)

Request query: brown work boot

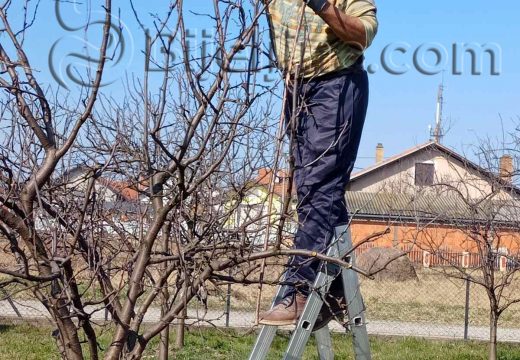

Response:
(259, 293), (307, 326)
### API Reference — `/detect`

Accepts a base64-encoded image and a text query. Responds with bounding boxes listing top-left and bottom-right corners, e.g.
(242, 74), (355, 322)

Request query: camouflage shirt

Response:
(268, 0), (378, 78)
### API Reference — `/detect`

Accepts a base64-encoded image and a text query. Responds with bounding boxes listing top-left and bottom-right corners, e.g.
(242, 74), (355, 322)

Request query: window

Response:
(415, 162), (434, 186)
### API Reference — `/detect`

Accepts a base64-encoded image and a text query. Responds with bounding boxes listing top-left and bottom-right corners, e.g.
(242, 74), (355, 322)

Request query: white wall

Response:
(349, 148), (518, 201)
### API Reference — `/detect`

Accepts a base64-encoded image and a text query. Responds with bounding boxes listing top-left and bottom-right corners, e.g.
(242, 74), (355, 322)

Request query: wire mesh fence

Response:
(359, 269), (520, 341)
(2, 249), (520, 343)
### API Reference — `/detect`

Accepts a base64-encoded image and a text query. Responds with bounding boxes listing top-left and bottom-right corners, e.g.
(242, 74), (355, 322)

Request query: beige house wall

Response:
(348, 148), (517, 201)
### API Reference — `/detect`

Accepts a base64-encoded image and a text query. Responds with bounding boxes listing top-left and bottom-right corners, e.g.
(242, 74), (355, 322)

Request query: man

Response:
(259, 0), (378, 327)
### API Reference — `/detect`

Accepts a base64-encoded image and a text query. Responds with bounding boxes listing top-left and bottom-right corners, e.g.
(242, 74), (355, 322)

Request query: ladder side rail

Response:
(337, 226), (371, 360)
(249, 278), (290, 360)
(248, 325), (279, 360)
(283, 238), (342, 359)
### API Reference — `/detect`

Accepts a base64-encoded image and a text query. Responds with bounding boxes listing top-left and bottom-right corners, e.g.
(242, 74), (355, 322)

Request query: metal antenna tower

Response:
(430, 83), (445, 143)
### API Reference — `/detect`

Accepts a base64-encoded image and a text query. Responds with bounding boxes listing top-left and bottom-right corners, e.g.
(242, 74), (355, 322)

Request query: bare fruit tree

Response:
(0, 0), (113, 358)
(0, 1), (397, 359)
(408, 139), (520, 360)
(0, 0), (282, 359)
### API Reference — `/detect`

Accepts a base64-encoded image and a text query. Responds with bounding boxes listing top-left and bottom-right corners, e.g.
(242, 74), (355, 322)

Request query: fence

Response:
(2, 253), (520, 344)
(216, 262), (520, 342)
(355, 243), (520, 272)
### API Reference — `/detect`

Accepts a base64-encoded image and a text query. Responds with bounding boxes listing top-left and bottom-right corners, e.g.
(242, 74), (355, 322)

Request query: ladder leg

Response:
(315, 326), (334, 360)
(282, 289), (327, 360)
(249, 283), (289, 360)
(249, 325), (278, 360)
(283, 235), (342, 360)
(337, 226), (371, 360)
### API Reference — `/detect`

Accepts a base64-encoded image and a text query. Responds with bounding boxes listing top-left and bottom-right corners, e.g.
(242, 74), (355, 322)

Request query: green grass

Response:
(1, 324), (520, 360)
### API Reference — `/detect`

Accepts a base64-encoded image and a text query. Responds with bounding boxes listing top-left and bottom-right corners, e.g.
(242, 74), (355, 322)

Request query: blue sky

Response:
(9, 0), (520, 171)
(361, 0), (519, 169)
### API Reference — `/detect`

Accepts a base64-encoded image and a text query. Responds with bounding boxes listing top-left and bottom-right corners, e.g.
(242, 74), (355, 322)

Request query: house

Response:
(345, 141), (520, 259)
(228, 168), (297, 243)
(39, 166), (149, 234)
(347, 141), (519, 200)
(60, 166), (144, 204)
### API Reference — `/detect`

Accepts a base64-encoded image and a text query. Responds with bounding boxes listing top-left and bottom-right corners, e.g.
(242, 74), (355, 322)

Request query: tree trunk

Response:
(175, 308), (186, 349)
(156, 180), (171, 360)
(489, 311), (498, 360)
(54, 305), (84, 360)
(159, 304), (170, 359)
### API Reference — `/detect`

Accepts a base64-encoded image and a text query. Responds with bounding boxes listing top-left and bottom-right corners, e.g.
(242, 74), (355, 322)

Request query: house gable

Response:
(347, 142), (520, 201)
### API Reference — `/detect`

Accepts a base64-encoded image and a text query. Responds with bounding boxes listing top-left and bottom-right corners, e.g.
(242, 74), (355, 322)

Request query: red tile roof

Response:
(254, 168), (295, 197)
(99, 178), (140, 201)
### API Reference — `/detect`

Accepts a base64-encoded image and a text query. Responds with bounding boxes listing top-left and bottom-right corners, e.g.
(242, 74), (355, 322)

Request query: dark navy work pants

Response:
(282, 59), (369, 297)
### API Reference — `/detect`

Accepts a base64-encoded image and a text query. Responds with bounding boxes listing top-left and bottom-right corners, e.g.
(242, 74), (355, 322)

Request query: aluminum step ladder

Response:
(248, 225), (371, 360)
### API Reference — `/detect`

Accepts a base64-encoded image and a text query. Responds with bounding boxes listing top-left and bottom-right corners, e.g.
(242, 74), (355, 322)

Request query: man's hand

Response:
(307, 1), (369, 49)
(304, 0), (330, 14)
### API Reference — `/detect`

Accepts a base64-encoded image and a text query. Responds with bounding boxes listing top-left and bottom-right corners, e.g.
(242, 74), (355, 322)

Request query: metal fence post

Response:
(1, 288), (22, 318)
(464, 277), (470, 340)
(105, 259), (112, 321)
(225, 268), (232, 327)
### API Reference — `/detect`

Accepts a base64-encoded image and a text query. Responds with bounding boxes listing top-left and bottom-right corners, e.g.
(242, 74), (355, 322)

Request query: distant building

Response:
(346, 141), (520, 257)
(38, 166), (149, 234)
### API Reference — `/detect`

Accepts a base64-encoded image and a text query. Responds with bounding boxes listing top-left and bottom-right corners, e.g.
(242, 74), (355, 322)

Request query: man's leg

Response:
(259, 67), (369, 325)
(283, 68), (369, 296)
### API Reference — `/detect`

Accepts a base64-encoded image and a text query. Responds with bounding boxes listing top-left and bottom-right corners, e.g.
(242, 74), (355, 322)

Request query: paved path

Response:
(2, 299), (519, 343)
